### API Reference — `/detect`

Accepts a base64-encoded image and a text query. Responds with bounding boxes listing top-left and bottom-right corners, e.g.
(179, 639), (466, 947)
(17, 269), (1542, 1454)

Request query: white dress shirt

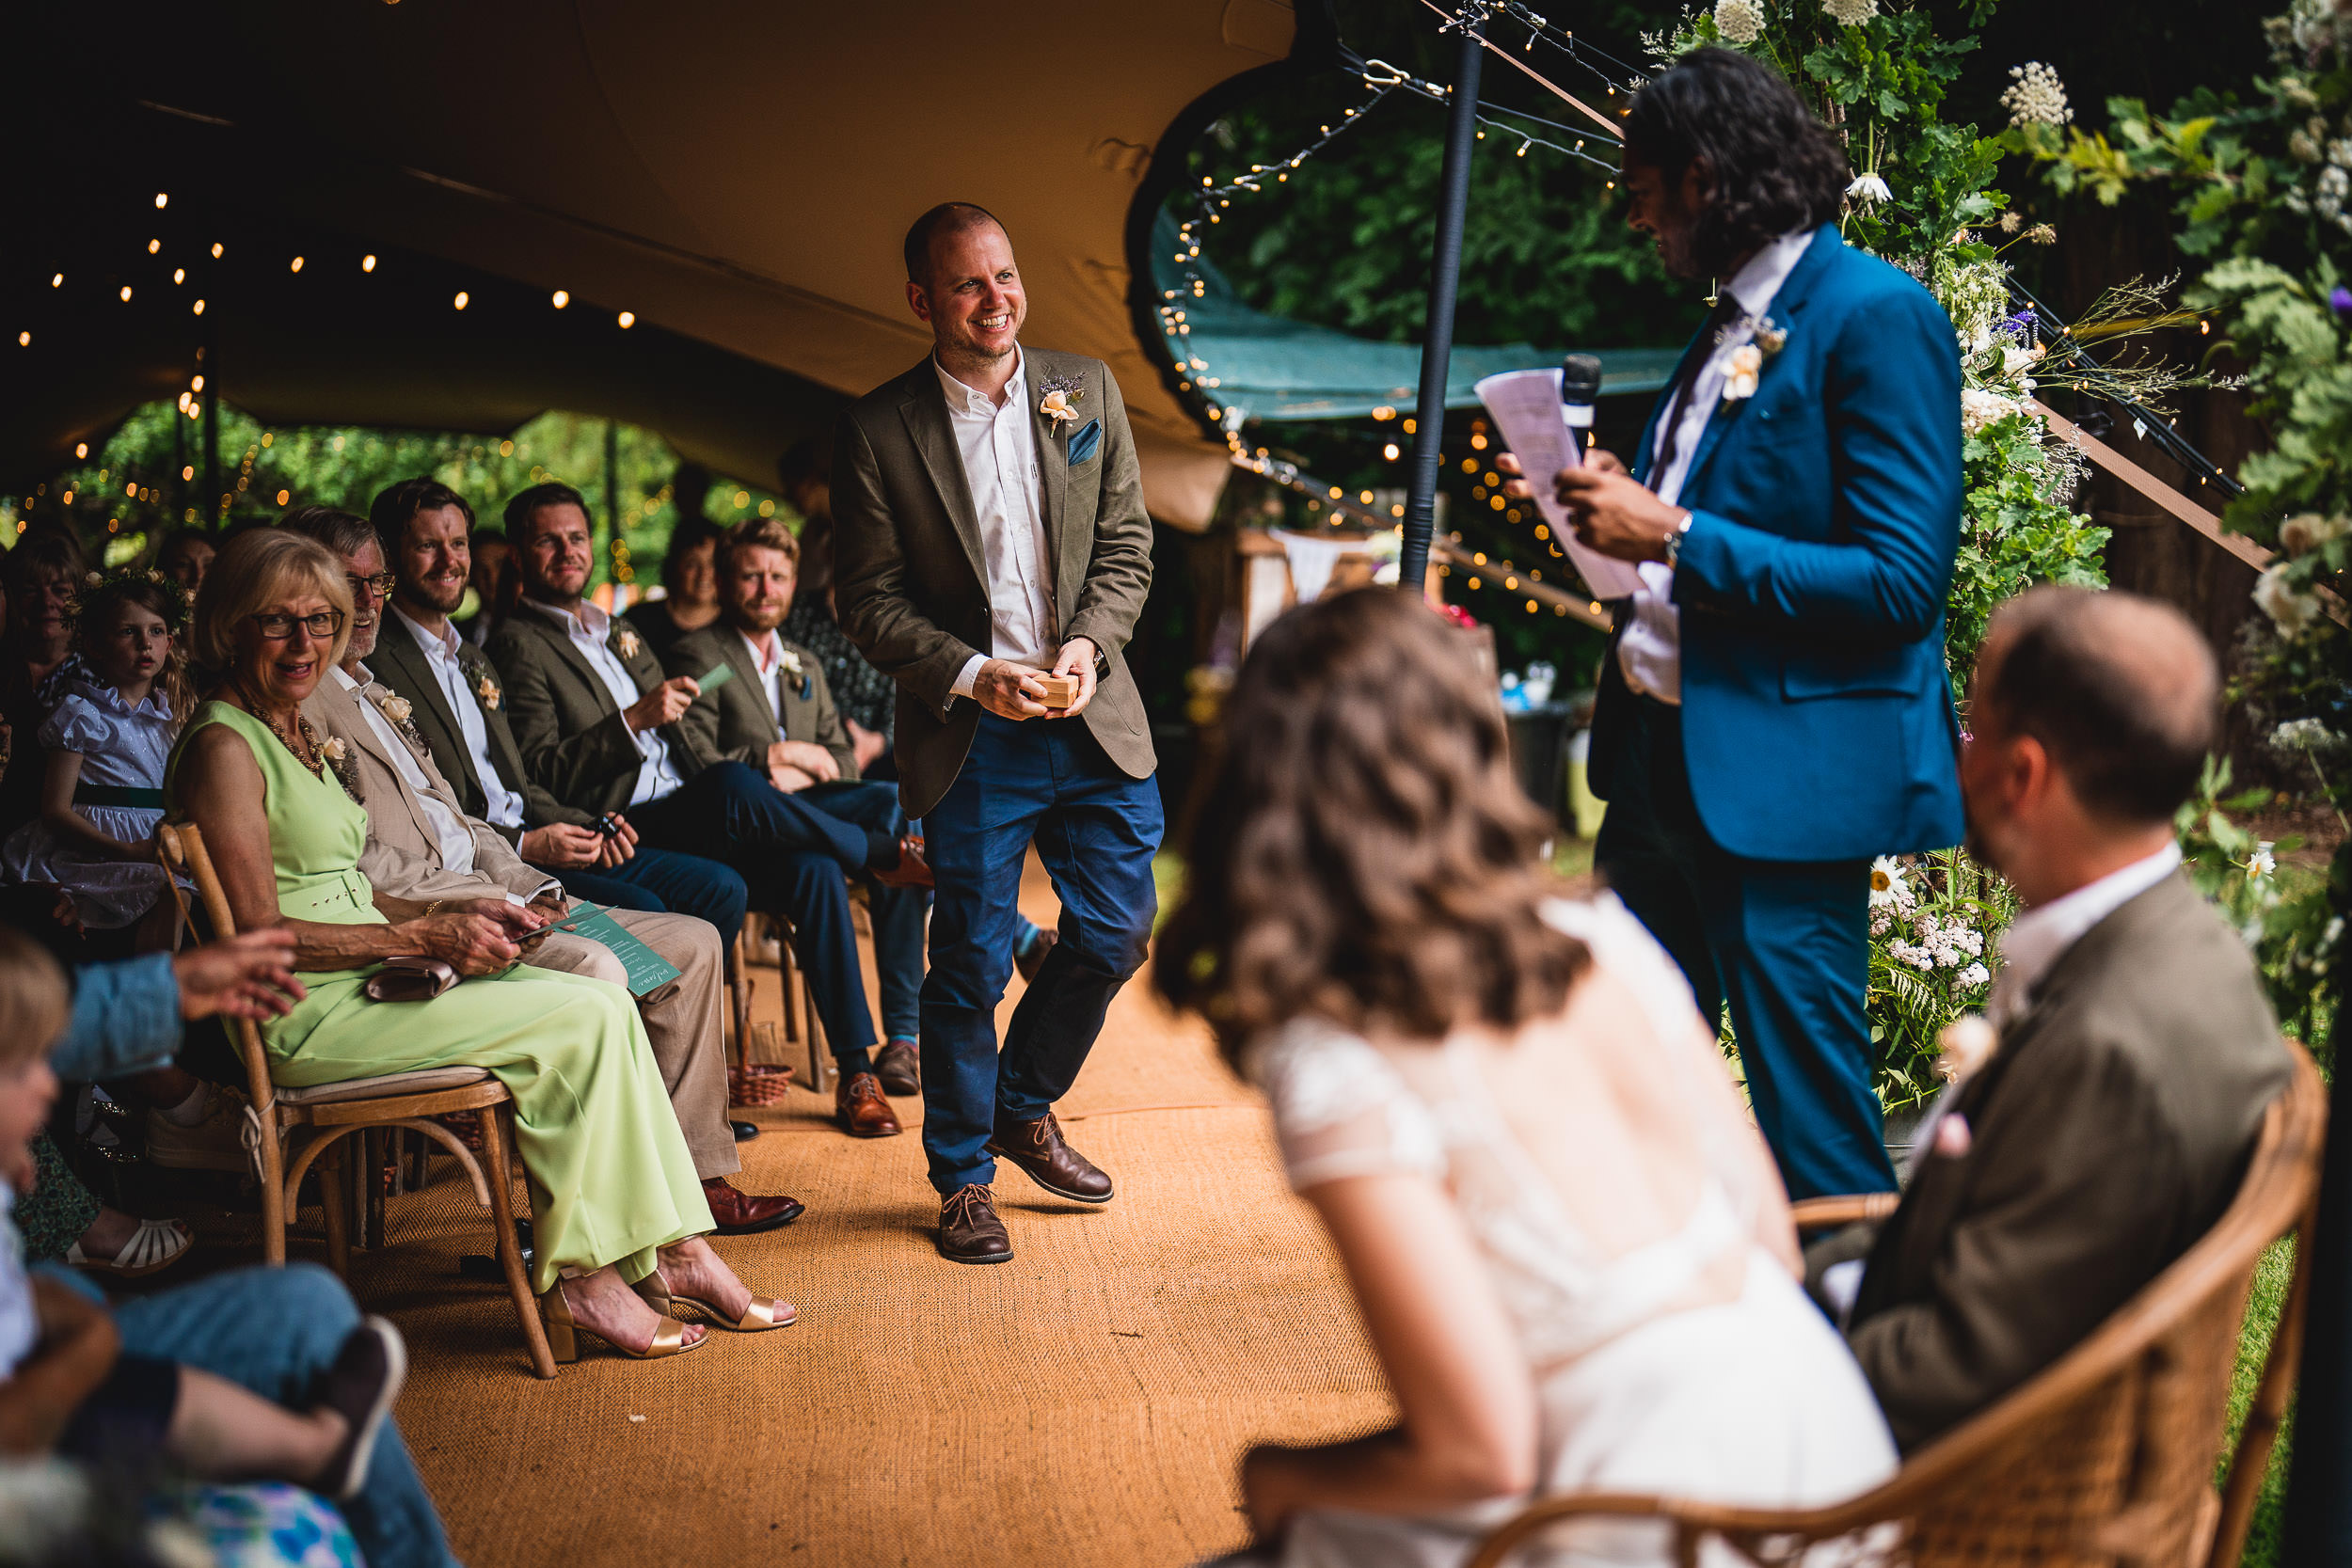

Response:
(740, 629), (790, 742)
(518, 598), (681, 807)
(334, 664), (478, 877)
(1618, 227), (1819, 705)
(393, 606), (525, 831)
(1986, 843), (2183, 1028)
(936, 351), (1057, 699)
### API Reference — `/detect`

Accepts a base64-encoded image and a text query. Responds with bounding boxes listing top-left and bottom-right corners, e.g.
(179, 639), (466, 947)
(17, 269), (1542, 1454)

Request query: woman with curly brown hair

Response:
(1159, 590), (1894, 1567)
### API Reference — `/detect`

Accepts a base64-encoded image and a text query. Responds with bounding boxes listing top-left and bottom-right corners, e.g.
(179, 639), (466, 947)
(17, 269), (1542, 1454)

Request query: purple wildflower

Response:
(1994, 309), (2037, 341)
(2330, 286), (2352, 315)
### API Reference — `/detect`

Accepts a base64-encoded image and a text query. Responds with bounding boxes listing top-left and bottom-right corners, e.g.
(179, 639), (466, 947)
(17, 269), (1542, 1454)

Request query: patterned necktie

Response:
(1650, 293), (1744, 484)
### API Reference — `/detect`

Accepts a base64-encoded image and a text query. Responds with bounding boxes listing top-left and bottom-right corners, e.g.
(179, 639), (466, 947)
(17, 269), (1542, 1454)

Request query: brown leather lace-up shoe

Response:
(874, 1040), (920, 1096)
(938, 1183), (1011, 1264)
(870, 833), (934, 890)
(986, 1110), (1113, 1204)
(834, 1071), (902, 1138)
(700, 1178), (804, 1235)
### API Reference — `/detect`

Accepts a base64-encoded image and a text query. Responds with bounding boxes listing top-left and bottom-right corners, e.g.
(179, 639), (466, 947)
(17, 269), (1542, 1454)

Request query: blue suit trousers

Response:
(1596, 693), (1898, 1200)
(919, 712), (1161, 1194)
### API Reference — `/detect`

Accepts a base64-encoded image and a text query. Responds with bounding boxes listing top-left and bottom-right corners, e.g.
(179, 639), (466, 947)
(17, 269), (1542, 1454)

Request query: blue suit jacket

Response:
(1588, 226), (1966, 862)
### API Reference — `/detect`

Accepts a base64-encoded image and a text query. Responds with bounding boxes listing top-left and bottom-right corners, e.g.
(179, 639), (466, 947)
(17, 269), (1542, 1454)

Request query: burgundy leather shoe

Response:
(986, 1110), (1113, 1204)
(701, 1177), (804, 1235)
(834, 1071), (902, 1138)
(1014, 927), (1059, 985)
(875, 1039), (921, 1096)
(938, 1183), (1012, 1264)
(870, 834), (935, 890)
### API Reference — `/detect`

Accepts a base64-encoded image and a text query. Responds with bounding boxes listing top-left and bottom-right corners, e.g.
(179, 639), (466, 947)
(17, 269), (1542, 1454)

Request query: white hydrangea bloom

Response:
(2271, 717), (2344, 752)
(1961, 388), (2022, 436)
(2002, 62), (2074, 127)
(1958, 961), (1992, 989)
(1714, 0), (1767, 45)
(2255, 562), (2323, 637)
(1823, 0), (1877, 23)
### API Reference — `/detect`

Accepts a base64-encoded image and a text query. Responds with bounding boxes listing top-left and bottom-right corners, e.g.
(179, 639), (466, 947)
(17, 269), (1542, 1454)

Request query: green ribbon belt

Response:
(73, 784), (165, 808)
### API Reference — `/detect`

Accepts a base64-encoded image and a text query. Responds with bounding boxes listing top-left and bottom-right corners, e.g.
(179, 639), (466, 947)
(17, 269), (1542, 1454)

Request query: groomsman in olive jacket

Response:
(1806, 588), (2292, 1451)
(666, 517), (929, 1138)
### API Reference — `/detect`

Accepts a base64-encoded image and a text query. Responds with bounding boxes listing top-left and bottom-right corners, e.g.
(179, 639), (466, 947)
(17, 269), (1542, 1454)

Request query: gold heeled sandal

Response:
(632, 1266), (797, 1332)
(538, 1280), (705, 1363)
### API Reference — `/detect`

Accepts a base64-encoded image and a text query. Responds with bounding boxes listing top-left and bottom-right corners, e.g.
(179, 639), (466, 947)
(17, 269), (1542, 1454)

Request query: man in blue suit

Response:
(1510, 47), (1963, 1198)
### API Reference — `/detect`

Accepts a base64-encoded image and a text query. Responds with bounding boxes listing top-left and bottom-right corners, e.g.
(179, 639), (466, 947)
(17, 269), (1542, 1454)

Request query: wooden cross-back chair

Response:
(157, 821), (558, 1379)
(1468, 1044), (2326, 1568)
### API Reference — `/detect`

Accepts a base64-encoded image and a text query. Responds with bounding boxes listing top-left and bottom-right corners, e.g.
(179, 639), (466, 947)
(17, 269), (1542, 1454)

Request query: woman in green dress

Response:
(168, 530), (783, 1362)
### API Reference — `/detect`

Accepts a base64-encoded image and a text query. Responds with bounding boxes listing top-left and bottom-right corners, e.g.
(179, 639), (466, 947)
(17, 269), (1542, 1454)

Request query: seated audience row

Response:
(1159, 584), (2291, 1563)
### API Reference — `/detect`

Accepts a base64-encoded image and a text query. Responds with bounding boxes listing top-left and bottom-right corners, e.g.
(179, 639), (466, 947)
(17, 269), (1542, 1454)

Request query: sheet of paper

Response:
(1474, 368), (1646, 602)
(547, 900), (683, 999)
(694, 661), (735, 692)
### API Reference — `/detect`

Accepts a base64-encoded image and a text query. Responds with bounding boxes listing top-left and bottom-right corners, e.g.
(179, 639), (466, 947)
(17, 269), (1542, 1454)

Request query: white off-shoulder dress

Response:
(1225, 896), (1897, 1568)
(0, 677), (177, 927)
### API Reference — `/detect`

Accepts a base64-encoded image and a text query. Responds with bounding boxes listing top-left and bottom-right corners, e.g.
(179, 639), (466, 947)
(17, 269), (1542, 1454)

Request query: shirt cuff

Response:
(950, 653), (988, 701)
(1820, 1259), (1866, 1331)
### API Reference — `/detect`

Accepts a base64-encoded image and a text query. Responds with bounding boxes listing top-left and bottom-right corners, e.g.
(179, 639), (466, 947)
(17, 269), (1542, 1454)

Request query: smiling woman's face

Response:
(234, 591), (340, 708)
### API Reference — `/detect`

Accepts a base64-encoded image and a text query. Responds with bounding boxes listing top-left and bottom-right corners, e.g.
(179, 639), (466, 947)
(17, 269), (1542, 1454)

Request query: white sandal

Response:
(67, 1216), (194, 1278)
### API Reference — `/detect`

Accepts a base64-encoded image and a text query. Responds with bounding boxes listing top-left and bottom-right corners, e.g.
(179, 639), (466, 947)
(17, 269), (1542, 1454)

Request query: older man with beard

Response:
(284, 506), (801, 1237)
(666, 517), (929, 1139)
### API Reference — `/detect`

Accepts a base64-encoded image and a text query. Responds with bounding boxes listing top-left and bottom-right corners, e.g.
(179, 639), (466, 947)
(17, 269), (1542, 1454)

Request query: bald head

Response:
(903, 202), (1006, 287)
(1974, 586), (2218, 827)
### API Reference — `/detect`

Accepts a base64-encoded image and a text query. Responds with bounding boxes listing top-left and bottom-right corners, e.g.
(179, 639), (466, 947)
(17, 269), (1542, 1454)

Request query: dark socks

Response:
(863, 831), (899, 870)
(837, 1048), (874, 1078)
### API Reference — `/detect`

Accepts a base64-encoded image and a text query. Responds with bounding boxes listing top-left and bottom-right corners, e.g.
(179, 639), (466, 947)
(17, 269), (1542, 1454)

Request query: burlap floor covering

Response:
(236, 862), (1390, 1566)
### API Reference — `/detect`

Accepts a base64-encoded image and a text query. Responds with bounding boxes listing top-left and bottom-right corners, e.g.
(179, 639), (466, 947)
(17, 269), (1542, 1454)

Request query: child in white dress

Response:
(0, 569), (189, 937)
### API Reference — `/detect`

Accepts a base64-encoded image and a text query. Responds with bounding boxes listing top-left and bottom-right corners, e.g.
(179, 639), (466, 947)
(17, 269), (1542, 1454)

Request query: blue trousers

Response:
(632, 763), (916, 1053)
(1594, 694), (1897, 1200)
(43, 1262), (459, 1568)
(919, 713), (1162, 1194)
(798, 780), (927, 1046)
(547, 846), (749, 950)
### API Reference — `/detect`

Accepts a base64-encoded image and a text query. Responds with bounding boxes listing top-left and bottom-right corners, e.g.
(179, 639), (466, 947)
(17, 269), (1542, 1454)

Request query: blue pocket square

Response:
(1067, 419), (1103, 465)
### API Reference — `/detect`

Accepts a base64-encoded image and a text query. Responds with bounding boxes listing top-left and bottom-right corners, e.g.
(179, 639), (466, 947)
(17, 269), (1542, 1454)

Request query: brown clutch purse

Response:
(364, 954), (460, 1004)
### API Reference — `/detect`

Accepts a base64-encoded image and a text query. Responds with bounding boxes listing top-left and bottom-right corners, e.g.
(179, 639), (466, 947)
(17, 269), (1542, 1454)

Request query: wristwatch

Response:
(1661, 509), (1695, 570)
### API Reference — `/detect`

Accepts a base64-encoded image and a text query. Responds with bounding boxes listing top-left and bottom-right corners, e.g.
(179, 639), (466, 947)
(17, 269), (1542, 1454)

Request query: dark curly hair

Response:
(1154, 589), (1590, 1068)
(1623, 46), (1850, 277)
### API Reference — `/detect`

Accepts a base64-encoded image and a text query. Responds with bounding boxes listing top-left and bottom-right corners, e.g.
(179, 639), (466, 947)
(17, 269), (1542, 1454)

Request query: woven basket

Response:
(728, 1063), (796, 1107)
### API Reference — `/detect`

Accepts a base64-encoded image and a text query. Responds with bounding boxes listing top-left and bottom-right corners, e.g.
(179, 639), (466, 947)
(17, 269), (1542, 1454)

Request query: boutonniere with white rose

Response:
(1038, 373), (1085, 432)
(476, 673), (502, 711)
(615, 626), (643, 660)
(317, 735), (364, 803)
(371, 689), (430, 757)
(1720, 316), (1788, 406)
(778, 646), (812, 699)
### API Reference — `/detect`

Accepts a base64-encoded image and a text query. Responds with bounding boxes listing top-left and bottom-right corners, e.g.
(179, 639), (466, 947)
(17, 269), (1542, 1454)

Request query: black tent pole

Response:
(1398, 5), (1486, 598)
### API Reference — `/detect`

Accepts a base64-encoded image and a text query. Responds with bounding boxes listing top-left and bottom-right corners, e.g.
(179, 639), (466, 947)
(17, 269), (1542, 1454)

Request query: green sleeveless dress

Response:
(167, 702), (710, 1290)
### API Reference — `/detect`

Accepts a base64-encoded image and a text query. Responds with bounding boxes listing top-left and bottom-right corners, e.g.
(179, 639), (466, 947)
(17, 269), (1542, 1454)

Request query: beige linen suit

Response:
(302, 666), (738, 1180)
(1808, 872), (2292, 1450)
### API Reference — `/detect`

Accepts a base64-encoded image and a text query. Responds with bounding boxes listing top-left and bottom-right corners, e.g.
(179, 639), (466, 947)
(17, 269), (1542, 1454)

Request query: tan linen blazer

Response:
(833, 346), (1154, 818)
(300, 666), (549, 905)
(1810, 871), (2293, 1451)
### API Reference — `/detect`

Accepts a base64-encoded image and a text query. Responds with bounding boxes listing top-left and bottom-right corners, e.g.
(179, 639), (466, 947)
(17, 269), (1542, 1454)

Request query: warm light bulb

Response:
(50, 273), (62, 287)
(192, 299), (205, 315)
(154, 193), (168, 209)
(74, 443), (87, 459)
(362, 254), (377, 272)
(147, 238), (161, 254)
(172, 267), (184, 284)
(277, 490), (290, 506)
(453, 291), (469, 309)
(551, 290), (569, 309)
(210, 243), (222, 258)
(191, 374), (205, 391)
(119, 285), (132, 302)
(291, 256), (305, 273)
(1383, 443), (1400, 460)
(617, 311), (635, 328)
(182, 465), (194, 481)
(14, 331), (25, 347)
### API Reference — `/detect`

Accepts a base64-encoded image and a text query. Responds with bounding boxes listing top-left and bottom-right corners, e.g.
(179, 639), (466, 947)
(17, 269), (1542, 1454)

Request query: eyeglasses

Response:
(345, 572), (397, 601)
(247, 610), (347, 641)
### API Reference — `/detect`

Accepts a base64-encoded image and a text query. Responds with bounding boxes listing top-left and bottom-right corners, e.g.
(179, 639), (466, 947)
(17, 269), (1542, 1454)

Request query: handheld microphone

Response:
(1558, 354), (1603, 456)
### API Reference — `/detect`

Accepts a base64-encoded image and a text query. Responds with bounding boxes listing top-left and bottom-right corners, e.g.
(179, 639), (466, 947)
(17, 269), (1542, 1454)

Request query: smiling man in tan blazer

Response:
(834, 202), (1161, 1265)
(286, 506), (802, 1236)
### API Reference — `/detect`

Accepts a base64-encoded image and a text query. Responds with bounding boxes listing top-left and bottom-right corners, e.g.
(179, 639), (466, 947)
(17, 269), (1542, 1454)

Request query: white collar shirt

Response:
(519, 598), (681, 807)
(935, 349), (1057, 699)
(393, 605), (525, 831)
(334, 663), (479, 877)
(1986, 843), (2183, 1028)
(1617, 227), (1819, 706)
(740, 628), (789, 742)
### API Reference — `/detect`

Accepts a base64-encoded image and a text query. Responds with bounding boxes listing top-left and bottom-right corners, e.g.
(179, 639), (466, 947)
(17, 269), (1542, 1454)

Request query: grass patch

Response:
(2223, 1236), (2299, 1567)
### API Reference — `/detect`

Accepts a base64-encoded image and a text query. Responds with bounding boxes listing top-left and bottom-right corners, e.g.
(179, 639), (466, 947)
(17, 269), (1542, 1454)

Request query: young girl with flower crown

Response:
(0, 570), (191, 945)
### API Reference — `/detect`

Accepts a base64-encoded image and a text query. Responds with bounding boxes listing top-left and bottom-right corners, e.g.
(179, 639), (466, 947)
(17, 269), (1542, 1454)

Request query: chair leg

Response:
(363, 1127), (387, 1250)
(481, 1104), (557, 1379)
(320, 1146), (351, 1276)
(779, 923), (801, 1044)
(727, 931), (753, 1073)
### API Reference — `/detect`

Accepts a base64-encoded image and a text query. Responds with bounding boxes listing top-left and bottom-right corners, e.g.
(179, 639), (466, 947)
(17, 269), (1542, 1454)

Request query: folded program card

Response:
(1474, 369), (1646, 602)
(548, 901), (682, 998)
